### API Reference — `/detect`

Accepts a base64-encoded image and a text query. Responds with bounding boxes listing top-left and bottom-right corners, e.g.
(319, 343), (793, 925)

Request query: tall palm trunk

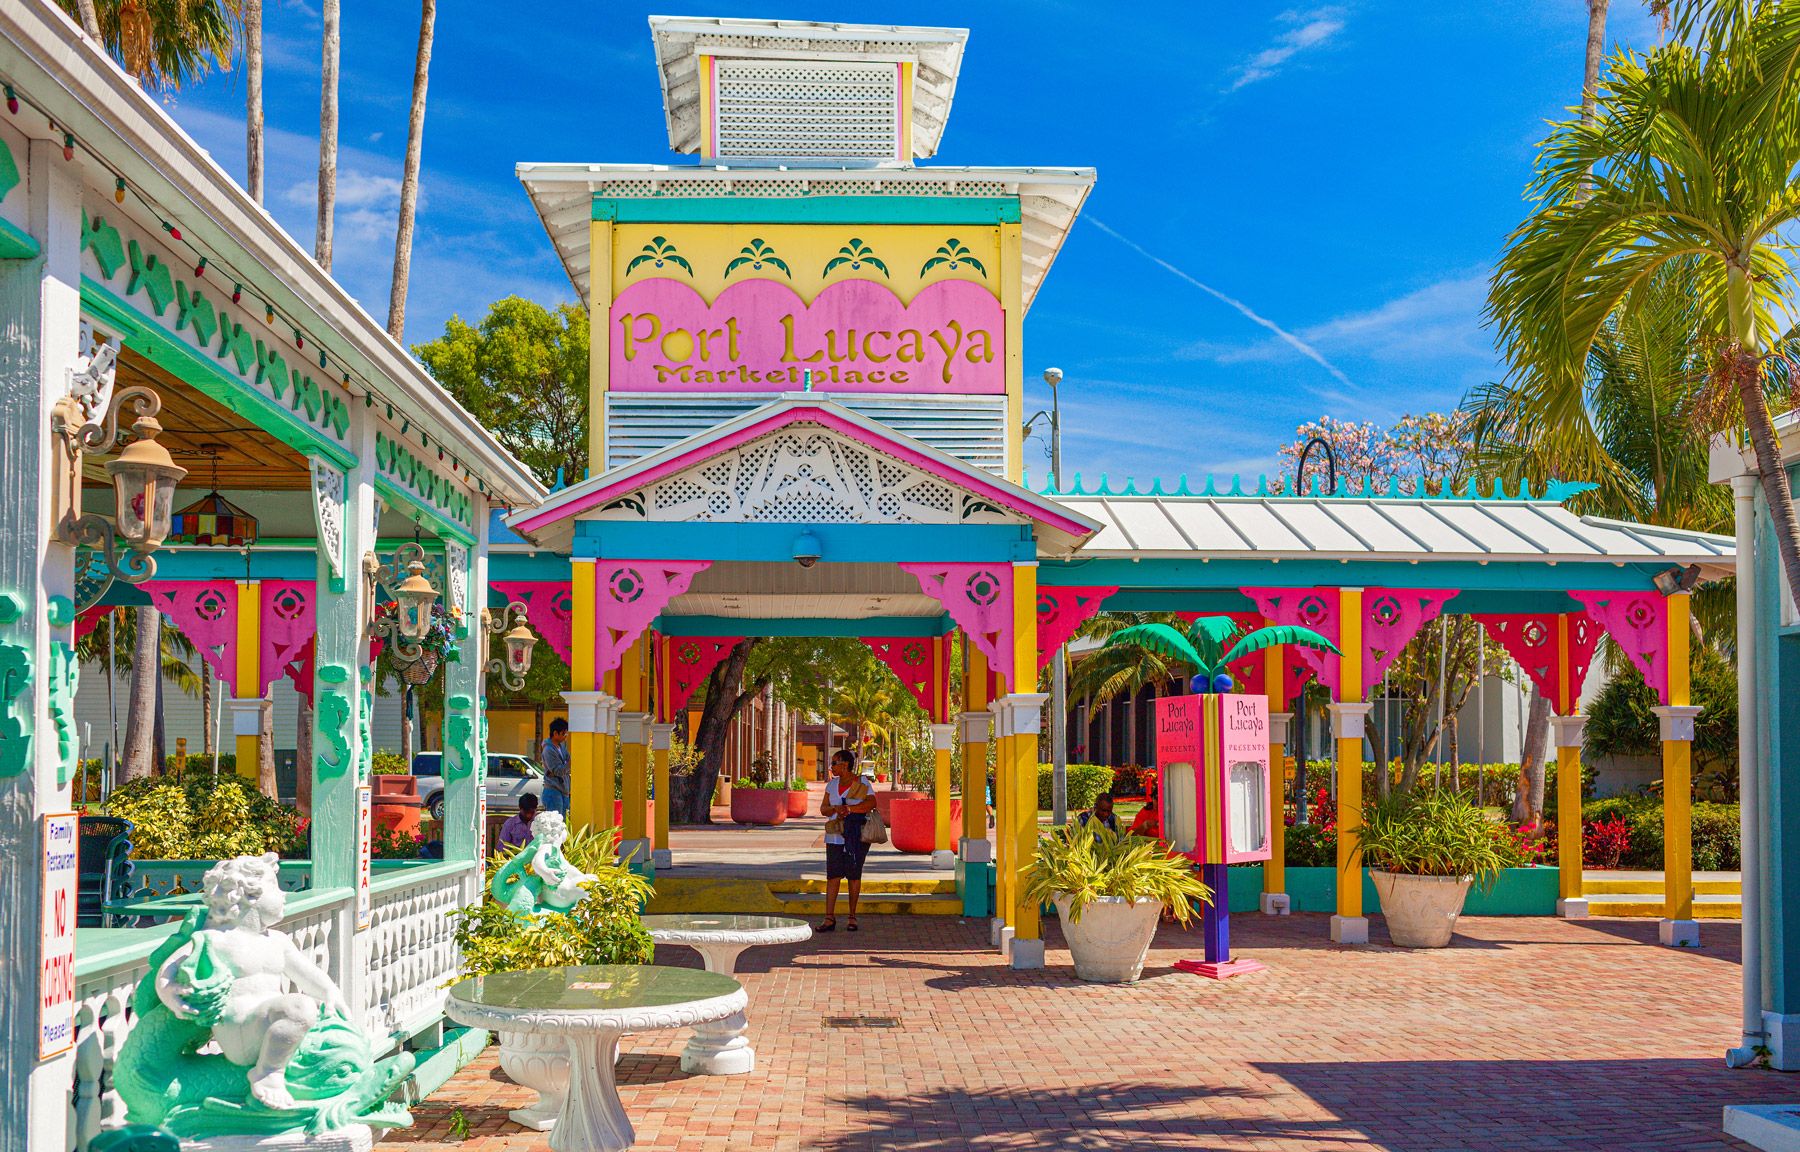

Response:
(73, 0), (99, 38)
(315, 0), (340, 270)
(245, 0), (264, 202)
(296, 696), (314, 816)
(1513, 687), (1551, 821)
(200, 664), (214, 757)
(258, 700), (277, 798)
(387, 0), (435, 338)
(1582, 2), (1610, 123)
(121, 606), (161, 782)
(1727, 262), (1800, 605)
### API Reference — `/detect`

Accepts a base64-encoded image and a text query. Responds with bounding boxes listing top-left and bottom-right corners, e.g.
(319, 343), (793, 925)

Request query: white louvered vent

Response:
(712, 59), (900, 162)
(606, 393), (1007, 474)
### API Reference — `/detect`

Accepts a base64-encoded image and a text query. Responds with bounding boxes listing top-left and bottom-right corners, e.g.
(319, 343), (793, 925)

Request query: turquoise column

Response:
(441, 519), (486, 864)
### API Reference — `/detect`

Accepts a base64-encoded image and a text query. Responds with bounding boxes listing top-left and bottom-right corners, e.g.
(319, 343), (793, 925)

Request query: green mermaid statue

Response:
(488, 811), (595, 916)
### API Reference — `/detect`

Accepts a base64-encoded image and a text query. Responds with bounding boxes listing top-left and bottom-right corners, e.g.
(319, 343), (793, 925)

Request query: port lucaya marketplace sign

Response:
(611, 277), (1003, 393)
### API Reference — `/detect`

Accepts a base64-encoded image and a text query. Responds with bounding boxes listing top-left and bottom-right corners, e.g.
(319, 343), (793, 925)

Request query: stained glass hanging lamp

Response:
(169, 447), (259, 547)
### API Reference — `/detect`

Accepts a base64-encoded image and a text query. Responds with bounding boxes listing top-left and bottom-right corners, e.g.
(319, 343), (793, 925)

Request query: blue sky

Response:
(160, 1), (1665, 486)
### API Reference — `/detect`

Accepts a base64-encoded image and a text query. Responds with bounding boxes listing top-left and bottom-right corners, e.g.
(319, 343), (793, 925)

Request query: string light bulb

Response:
(114, 177), (125, 204)
(264, 303), (275, 324)
(294, 330), (304, 350)
(232, 283), (242, 304)
(4, 87), (16, 115)
(61, 132), (74, 161)
(193, 256), (207, 278)
(160, 219), (182, 241)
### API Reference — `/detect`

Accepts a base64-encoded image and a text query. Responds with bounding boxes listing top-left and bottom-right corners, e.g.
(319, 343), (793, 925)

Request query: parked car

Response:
(410, 752), (543, 821)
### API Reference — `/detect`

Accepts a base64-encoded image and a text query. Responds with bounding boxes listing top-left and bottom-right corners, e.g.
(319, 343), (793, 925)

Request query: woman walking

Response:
(820, 749), (876, 932)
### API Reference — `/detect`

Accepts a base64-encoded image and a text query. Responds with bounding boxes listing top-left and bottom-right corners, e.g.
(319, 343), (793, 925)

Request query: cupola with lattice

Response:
(649, 16), (967, 166)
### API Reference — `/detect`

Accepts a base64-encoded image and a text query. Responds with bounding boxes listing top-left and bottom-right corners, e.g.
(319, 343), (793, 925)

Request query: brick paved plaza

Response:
(384, 914), (1776, 1151)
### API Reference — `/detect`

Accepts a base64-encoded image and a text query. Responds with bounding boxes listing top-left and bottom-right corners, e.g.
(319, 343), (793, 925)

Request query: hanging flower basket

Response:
(400, 649), (440, 685)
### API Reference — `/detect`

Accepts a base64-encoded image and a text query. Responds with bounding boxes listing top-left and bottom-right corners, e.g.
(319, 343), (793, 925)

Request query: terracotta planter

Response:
(1373, 871), (1473, 948)
(889, 795), (962, 854)
(1053, 894), (1164, 983)
(785, 788), (810, 817)
(729, 788), (788, 826)
(872, 788), (923, 824)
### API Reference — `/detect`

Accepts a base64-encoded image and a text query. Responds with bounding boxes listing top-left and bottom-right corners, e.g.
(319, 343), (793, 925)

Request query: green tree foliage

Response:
(103, 765), (302, 860)
(74, 604), (204, 698)
(415, 297), (589, 487)
(1584, 644), (1739, 798)
(59, 0), (243, 92)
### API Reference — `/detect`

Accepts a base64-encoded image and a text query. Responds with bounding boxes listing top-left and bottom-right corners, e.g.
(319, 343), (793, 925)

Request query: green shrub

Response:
(1037, 763), (1115, 811)
(1579, 797), (1741, 870)
(103, 766), (301, 860)
(453, 826), (655, 976)
(371, 750), (408, 776)
(1352, 790), (1521, 890)
(1586, 647), (1738, 800)
(1026, 823), (1211, 925)
(1284, 821), (1336, 868)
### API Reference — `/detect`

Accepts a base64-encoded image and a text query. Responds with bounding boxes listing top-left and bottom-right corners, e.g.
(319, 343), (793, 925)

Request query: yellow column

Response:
(596, 686), (620, 835)
(1330, 587), (1372, 944)
(930, 722), (956, 867)
(1657, 592), (1700, 947)
(588, 217), (614, 472)
(1262, 643), (1290, 914)
(565, 560), (599, 832)
(959, 711), (989, 846)
(1551, 614), (1590, 918)
(1006, 561), (1046, 967)
(650, 722), (675, 867)
(232, 580), (262, 781)
(1000, 219), (1025, 482)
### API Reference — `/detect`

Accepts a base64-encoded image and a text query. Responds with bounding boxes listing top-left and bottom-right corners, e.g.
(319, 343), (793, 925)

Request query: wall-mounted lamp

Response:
(1653, 563), (1702, 596)
(51, 325), (187, 610)
(483, 600), (538, 692)
(792, 531), (822, 568)
(364, 542), (440, 668)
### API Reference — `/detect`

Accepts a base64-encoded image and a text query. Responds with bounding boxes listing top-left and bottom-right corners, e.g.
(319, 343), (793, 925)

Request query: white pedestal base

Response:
(997, 925), (1015, 957)
(617, 838), (651, 866)
(1009, 937), (1045, 969)
(680, 1009), (753, 1075)
(497, 1030), (570, 1132)
(960, 837), (993, 864)
(990, 916), (1006, 946)
(1330, 915), (1369, 944)
(931, 849), (956, 870)
(1259, 892), (1290, 916)
(651, 848), (671, 869)
(1557, 896), (1590, 919)
(1725, 1105), (1800, 1152)
(561, 1028), (634, 1152)
(1659, 918), (1701, 948)
(183, 1128), (373, 1152)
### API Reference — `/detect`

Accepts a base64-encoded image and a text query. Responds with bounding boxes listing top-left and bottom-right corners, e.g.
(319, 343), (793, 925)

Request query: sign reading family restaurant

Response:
(611, 278), (1004, 394)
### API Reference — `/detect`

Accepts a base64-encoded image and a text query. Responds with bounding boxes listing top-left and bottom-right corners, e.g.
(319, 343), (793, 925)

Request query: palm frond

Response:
(1220, 625), (1340, 669)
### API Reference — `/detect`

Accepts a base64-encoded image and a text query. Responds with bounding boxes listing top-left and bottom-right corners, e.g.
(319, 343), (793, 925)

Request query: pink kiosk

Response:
(1155, 692), (1273, 979)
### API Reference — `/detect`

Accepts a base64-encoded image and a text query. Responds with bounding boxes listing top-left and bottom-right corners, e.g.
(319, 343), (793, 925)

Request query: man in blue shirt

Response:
(540, 719), (571, 814)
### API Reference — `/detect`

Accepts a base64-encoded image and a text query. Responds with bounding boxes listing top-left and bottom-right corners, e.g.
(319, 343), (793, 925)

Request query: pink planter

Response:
(889, 795), (962, 855)
(786, 788), (810, 817)
(729, 788), (789, 826)
(611, 800), (656, 834)
(873, 789), (924, 824)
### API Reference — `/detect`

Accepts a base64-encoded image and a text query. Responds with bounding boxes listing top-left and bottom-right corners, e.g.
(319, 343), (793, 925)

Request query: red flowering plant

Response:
(1508, 818), (1555, 866)
(1583, 815), (1631, 870)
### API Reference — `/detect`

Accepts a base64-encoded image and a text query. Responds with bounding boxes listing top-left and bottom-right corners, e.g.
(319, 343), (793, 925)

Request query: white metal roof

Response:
(516, 163), (1094, 315)
(1058, 495), (1735, 571)
(647, 15), (968, 159)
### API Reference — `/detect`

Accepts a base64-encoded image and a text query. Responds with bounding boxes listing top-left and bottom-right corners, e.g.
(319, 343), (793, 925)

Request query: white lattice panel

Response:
(713, 59), (899, 161)
(606, 393), (1006, 473)
(70, 964), (142, 1152)
(359, 871), (469, 1048)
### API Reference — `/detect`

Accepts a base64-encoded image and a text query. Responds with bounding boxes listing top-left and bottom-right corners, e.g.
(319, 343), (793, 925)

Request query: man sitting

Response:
(1078, 793), (1121, 835)
(499, 793), (539, 850)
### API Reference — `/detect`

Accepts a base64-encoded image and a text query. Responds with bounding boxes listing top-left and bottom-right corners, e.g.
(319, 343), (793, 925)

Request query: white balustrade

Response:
(359, 862), (477, 1053)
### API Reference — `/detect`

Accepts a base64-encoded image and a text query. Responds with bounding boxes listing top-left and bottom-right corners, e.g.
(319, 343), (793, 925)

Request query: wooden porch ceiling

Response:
(100, 350), (311, 490)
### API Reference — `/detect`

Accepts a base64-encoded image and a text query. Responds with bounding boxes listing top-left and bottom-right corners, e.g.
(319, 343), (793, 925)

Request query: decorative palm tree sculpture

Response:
(1103, 615), (1340, 694)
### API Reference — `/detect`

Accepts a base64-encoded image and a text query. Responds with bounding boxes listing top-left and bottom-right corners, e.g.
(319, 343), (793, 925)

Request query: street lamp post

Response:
(1028, 367), (1070, 824)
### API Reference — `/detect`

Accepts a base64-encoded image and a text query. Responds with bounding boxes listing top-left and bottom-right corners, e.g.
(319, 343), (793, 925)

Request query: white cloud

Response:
(1229, 7), (1348, 91)
(1191, 272), (1492, 368)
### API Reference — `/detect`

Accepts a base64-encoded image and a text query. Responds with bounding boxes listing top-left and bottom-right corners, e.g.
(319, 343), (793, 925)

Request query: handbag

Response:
(861, 808), (888, 845)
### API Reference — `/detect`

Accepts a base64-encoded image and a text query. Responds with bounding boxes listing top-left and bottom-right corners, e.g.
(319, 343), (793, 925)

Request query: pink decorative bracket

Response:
(260, 581), (314, 698)
(864, 635), (952, 722)
(288, 636), (317, 708)
(900, 563), (1016, 693)
(1568, 590), (1670, 704)
(657, 635), (740, 720)
(492, 580), (576, 668)
(74, 605), (111, 645)
(1036, 586), (1117, 672)
(1241, 586), (1458, 698)
(1473, 612), (1603, 714)
(593, 560), (711, 674)
(142, 580), (239, 693)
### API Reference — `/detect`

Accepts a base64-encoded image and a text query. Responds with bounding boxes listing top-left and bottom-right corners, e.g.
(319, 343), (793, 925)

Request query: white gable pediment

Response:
(586, 421), (1024, 526)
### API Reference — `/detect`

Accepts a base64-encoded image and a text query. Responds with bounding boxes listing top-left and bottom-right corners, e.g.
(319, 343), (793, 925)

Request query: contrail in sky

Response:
(1086, 217), (1354, 389)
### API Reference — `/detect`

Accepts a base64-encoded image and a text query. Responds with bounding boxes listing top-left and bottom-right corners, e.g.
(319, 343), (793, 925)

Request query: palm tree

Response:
(245, 0), (263, 203)
(79, 605), (203, 782)
(832, 679), (900, 763)
(315, 0), (340, 270)
(1103, 616), (1339, 694)
(387, 0), (436, 339)
(58, 0), (243, 92)
(1488, 0), (1800, 617)
(1069, 612), (1188, 762)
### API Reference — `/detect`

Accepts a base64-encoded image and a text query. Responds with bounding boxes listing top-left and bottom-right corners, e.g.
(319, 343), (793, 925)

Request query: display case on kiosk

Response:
(1156, 692), (1272, 978)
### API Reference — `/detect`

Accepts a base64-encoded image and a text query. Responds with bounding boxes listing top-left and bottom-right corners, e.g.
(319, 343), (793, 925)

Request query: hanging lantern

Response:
(484, 602), (538, 691)
(502, 617), (537, 677)
(105, 412), (186, 552)
(392, 555), (438, 641)
(170, 452), (259, 547)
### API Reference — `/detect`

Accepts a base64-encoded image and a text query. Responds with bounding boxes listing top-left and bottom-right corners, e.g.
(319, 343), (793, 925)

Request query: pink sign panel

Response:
(1155, 695), (1202, 767)
(609, 278), (1005, 394)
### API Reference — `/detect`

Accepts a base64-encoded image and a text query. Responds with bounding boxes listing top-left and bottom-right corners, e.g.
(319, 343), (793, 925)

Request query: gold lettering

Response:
(896, 330), (926, 363)
(824, 330), (852, 363)
(862, 331), (893, 363)
(726, 316), (741, 360)
(621, 313), (660, 361)
(929, 320), (966, 384)
(780, 314), (824, 363)
(964, 329), (994, 363)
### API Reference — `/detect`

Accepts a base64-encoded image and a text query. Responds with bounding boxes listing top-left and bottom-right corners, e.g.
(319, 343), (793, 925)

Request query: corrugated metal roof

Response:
(1057, 496), (1735, 566)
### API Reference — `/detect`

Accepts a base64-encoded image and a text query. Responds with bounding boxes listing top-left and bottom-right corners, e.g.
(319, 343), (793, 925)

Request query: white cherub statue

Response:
(488, 811), (597, 916)
(153, 853), (352, 1110)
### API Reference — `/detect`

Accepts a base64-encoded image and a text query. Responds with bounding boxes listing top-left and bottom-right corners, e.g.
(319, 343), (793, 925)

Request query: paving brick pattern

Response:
(382, 914), (1773, 1151)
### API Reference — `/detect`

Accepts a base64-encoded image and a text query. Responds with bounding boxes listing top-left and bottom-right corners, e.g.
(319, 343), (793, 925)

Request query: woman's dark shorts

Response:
(826, 817), (869, 880)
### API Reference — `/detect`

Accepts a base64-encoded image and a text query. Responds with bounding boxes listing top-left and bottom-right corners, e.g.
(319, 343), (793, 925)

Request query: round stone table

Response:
(445, 965), (745, 1152)
(640, 914), (812, 1075)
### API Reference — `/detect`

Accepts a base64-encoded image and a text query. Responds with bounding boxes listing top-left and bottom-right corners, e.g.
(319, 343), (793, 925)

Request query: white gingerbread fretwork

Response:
(310, 458), (347, 586)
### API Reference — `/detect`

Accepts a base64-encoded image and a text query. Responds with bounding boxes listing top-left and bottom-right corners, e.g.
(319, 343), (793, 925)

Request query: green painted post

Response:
(0, 138), (83, 1152)
(441, 518), (486, 865)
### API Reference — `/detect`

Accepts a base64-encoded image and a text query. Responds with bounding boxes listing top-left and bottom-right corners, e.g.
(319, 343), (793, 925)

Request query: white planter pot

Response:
(497, 1029), (569, 1131)
(1373, 871), (1473, 948)
(1053, 894), (1163, 983)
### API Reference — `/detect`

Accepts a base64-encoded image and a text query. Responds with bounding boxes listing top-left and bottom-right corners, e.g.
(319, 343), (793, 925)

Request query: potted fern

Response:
(451, 825), (653, 1131)
(1025, 823), (1211, 983)
(1352, 790), (1521, 947)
